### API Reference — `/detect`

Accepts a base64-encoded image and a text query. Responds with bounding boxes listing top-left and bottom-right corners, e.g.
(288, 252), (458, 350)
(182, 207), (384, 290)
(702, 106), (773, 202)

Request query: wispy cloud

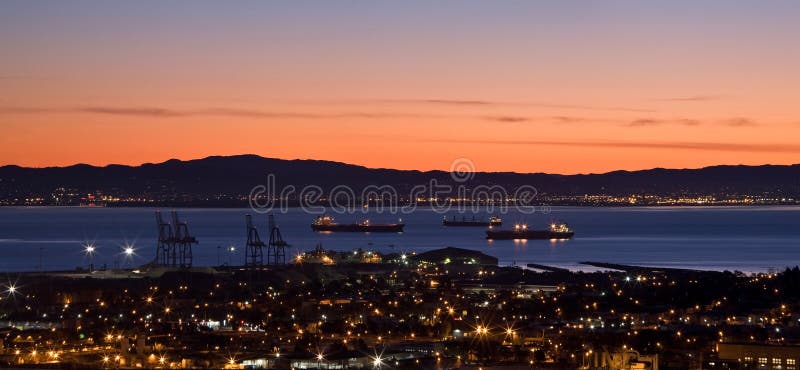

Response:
(421, 138), (800, 153)
(484, 115), (616, 124)
(424, 99), (492, 105)
(723, 117), (758, 127)
(82, 107), (185, 117)
(393, 99), (656, 113)
(0, 105), (770, 130)
(484, 115), (757, 128)
(0, 106), (431, 120)
(484, 116), (530, 122)
(550, 116), (590, 124)
(80, 107), (427, 119)
(654, 95), (724, 102)
(627, 118), (701, 127)
(0, 105), (638, 123)
(626, 117), (759, 128)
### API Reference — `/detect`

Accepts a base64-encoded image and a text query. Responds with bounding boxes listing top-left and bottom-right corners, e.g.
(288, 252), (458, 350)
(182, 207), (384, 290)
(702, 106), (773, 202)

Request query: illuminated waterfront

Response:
(0, 246), (798, 369)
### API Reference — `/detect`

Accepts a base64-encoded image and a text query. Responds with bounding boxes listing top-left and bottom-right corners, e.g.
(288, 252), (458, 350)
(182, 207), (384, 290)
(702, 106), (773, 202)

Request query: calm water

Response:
(0, 206), (798, 272)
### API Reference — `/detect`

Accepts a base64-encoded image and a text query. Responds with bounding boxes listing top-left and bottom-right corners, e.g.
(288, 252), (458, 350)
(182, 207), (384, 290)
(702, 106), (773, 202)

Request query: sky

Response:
(1, 1), (799, 174)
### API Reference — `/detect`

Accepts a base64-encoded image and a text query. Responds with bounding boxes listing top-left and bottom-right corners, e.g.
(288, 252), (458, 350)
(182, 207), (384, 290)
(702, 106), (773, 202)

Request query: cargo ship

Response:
(311, 215), (405, 232)
(442, 215), (502, 227)
(486, 222), (574, 240)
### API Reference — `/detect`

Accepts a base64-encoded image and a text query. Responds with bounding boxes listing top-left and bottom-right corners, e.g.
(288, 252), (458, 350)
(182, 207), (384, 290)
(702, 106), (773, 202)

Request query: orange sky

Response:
(1, 2), (799, 174)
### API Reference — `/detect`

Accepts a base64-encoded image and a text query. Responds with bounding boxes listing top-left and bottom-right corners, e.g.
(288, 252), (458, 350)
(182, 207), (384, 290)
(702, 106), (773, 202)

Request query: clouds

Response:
(422, 138), (800, 153)
(423, 99), (491, 106)
(0, 106), (426, 120)
(82, 107), (185, 117)
(481, 115), (761, 128)
(0, 104), (772, 130)
(654, 95), (725, 102)
(627, 118), (701, 127)
(483, 115), (609, 124)
(416, 99), (654, 113)
(485, 116), (530, 123)
(723, 117), (758, 127)
(626, 117), (758, 128)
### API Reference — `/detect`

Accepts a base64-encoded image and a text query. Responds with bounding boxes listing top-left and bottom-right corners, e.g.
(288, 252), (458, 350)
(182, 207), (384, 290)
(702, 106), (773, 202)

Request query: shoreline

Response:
(2, 204), (800, 210)
(1, 258), (794, 276)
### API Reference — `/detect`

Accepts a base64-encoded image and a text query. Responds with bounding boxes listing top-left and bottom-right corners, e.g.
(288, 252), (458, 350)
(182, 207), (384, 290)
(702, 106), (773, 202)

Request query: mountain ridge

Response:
(4, 154), (797, 176)
(1, 155), (799, 205)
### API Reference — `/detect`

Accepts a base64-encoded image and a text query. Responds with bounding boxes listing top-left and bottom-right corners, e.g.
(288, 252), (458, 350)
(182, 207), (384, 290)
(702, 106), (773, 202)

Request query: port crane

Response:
(154, 210), (198, 268)
(267, 214), (289, 265)
(244, 214), (265, 267)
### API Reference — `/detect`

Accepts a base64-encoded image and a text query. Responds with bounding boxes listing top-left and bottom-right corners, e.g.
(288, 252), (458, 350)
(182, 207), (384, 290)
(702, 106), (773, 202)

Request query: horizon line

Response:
(1, 153), (797, 177)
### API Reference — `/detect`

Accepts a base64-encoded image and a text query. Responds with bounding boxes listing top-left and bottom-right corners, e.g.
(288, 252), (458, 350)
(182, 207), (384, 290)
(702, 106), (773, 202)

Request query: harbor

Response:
(2, 206), (799, 273)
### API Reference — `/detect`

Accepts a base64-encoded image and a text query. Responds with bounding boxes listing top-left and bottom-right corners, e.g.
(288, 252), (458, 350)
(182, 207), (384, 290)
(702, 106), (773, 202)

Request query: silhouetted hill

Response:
(0, 155), (798, 205)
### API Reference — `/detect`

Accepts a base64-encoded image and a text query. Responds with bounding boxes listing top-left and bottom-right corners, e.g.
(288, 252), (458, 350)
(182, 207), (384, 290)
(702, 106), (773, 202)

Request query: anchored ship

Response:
(311, 215), (405, 232)
(486, 222), (574, 240)
(442, 215), (502, 227)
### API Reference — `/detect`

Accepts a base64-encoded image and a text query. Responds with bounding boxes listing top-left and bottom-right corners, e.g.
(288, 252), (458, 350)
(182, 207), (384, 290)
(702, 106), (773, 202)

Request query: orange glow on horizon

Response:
(1, 2), (799, 174)
(1, 101), (798, 174)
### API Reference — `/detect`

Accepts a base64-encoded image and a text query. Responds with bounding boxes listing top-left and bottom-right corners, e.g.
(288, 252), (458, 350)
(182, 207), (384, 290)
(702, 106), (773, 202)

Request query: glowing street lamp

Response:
(4, 283), (17, 297)
(372, 355), (383, 368)
(84, 243), (96, 272)
(121, 244), (136, 268)
(316, 353), (325, 369)
(228, 246), (236, 266)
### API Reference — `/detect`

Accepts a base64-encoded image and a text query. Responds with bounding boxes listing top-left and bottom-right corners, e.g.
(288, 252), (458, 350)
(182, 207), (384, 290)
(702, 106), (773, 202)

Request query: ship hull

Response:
(311, 224), (404, 232)
(486, 230), (574, 240)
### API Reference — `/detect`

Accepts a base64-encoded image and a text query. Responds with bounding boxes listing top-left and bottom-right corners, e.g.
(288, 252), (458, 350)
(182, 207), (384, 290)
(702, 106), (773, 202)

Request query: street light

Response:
(372, 355), (383, 368)
(4, 284), (17, 297)
(228, 246), (236, 266)
(122, 244), (135, 268)
(84, 243), (96, 272)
